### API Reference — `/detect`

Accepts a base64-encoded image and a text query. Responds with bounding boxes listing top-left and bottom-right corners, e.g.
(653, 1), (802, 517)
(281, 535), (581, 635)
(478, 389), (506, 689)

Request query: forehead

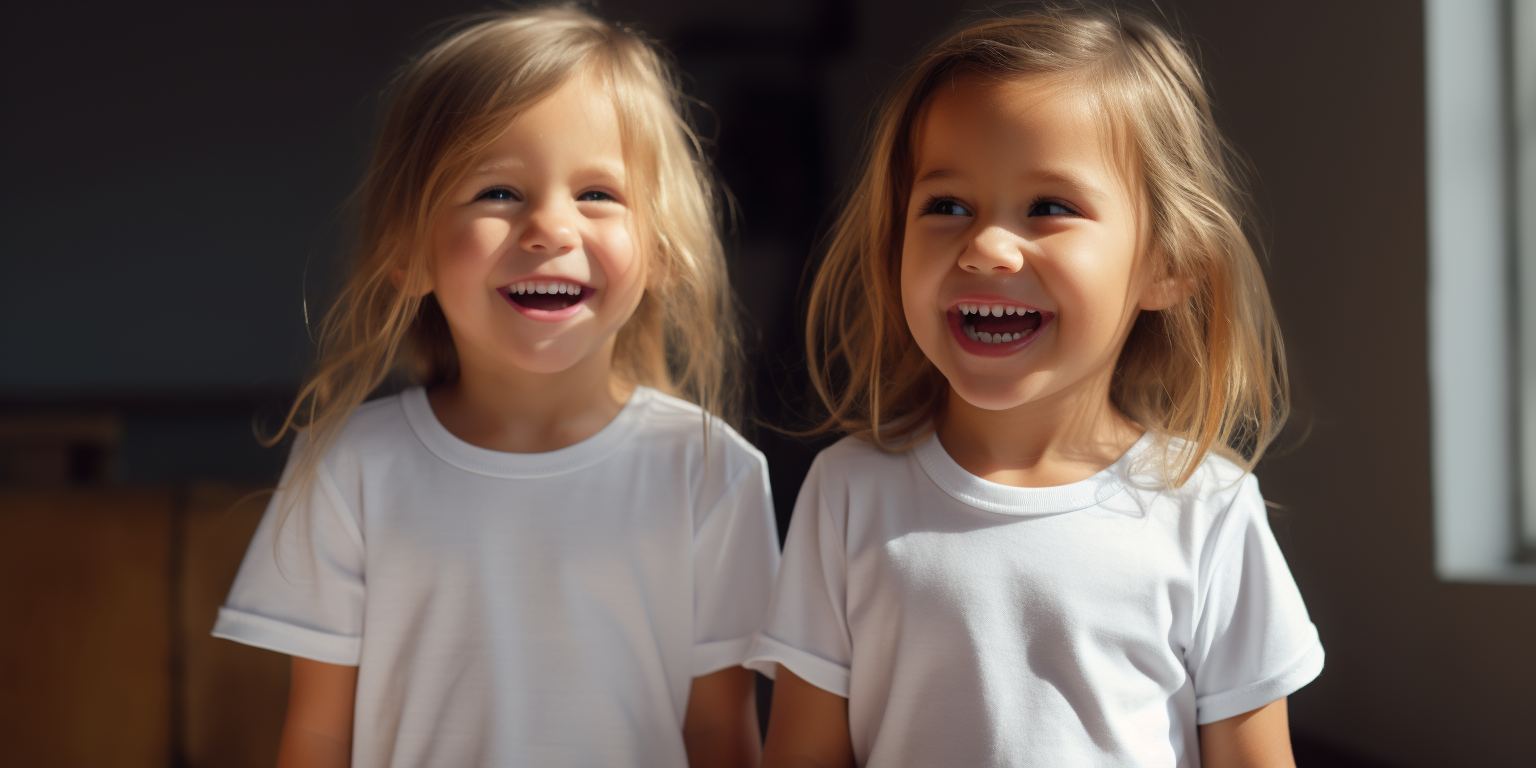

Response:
(463, 70), (627, 183)
(499, 72), (620, 143)
(911, 73), (1134, 193)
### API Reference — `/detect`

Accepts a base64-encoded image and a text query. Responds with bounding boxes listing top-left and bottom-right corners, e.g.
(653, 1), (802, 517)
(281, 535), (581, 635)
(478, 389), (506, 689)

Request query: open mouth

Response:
(955, 301), (1044, 344)
(503, 279), (592, 312)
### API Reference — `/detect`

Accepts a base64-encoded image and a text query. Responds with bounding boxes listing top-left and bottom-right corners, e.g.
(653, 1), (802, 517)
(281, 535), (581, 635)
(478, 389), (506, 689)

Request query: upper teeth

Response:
(956, 303), (1035, 317)
(508, 280), (582, 295)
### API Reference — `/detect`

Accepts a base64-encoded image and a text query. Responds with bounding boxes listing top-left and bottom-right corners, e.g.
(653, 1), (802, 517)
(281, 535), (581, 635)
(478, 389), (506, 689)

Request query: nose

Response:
(956, 225), (1026, 274)
(518, 201), (581, 254)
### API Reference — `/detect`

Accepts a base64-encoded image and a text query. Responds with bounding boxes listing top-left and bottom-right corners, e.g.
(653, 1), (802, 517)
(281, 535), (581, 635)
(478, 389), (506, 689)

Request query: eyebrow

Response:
(915, 167), (960, 185)
(914, 166), (1109, 204)
(1032, 169), (1109, 204)
(470, 158), (526, 177)
(468, 158), (627, 182)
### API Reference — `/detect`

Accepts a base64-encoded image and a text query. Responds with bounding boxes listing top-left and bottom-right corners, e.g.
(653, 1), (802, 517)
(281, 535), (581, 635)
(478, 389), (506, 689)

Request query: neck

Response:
(427, 338), (632, 454)
(936, 365), (1143, 488)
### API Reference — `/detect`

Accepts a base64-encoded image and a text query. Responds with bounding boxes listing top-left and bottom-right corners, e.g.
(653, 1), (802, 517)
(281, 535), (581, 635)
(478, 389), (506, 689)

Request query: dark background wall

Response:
(4, 1), (1534, 766)
(1174, 4), (1536, 766)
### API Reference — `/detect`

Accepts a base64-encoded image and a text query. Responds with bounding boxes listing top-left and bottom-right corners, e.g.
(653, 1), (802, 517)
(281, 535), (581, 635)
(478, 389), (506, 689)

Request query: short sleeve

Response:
(211, 441), (366, 666)
(1187, 475), (1324, 724)
(743, 457), (853, 698)
(692, 453), (780, 676)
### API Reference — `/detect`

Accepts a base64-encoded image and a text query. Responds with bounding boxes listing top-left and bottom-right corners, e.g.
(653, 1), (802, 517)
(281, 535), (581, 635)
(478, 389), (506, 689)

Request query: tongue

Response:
(975, 313), (1040, 335)
(512, 292), (579, 311)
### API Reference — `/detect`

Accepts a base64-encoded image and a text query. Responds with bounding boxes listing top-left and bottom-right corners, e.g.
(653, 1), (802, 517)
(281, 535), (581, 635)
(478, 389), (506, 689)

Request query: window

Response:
(1515, 0), (1536, 559)
(1426, 0), (1536, 582)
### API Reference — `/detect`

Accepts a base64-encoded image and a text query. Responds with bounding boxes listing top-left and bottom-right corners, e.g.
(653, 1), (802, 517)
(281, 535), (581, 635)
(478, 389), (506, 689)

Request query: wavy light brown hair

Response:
(806, 6), (1286, 486)
(269, 5), (740, 521)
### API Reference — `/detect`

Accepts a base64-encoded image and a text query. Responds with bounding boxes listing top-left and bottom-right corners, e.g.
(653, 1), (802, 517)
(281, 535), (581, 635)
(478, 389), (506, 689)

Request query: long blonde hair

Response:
(270, 5), (739, 518)
(805, 6), (1287, 486)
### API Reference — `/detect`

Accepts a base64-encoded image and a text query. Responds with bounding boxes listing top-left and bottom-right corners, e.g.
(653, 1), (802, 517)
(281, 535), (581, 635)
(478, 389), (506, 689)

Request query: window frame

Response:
(1426, 0), (1536, 582)
(1514, 0), (1536, 560)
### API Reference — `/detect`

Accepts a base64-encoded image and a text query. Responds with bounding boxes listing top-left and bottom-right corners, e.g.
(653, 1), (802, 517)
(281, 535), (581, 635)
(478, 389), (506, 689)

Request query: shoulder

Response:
(293, 391), (416, 480)
(1125, 435), (1264, 541)
(800, 433), (921, 503)
(631, 387), (767, 482)
(629, 389), (775, 526)
(329, 391), (414, 455)
(1130, 435), (1255, 501)
(814, 433), (912, 472)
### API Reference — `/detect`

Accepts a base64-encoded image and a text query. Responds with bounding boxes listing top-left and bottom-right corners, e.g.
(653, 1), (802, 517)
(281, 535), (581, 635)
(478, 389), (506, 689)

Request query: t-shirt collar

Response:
(400, 385), (649, 478)
(912, 429), (1155, 515)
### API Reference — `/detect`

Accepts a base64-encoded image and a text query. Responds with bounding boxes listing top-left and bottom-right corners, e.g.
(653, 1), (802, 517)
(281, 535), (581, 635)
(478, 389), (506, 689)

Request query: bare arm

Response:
(760, 666), (854, 768)
(276, 657), (358, 768)
(683, 665), (761, 768)
(1199, 698), (1296, 768)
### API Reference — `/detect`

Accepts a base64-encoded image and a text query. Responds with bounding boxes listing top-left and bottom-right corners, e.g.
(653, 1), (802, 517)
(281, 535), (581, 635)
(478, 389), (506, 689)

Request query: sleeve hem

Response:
(693, 635), (754, 677)
(742, 633), (850, 698)
(211, 606), (361, 666)
(1195, 639), (1324, 725)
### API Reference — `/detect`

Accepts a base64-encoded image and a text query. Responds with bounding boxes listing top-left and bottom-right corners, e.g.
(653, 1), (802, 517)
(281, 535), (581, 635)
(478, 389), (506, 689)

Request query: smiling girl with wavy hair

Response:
(749, 6), (1320, 767)
(212, 7), (777, 765)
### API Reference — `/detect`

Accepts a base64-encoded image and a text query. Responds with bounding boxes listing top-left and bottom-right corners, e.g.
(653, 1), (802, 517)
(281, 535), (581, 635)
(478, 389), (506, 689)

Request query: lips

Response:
(946, 300), (1053, 357)
(501, 278), (592, 321)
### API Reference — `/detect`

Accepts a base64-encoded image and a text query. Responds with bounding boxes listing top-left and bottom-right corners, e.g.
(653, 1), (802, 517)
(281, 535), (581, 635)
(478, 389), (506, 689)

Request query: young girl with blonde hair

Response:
(749, 7), (1322, 767)
(213, 7), (777, 766)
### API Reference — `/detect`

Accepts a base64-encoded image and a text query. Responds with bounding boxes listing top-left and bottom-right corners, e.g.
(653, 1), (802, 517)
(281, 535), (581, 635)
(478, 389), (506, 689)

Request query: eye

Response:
(920, 196), (972, 217)
(577, 190), (617, 203)
(476, 187), (519, 203)
(1029, 199), (1080, 217)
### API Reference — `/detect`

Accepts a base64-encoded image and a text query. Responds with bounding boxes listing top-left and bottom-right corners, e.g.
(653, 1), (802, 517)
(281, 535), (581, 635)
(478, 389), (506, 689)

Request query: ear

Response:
(1139, 272), (1195, 311)
(643, 253), (670, 292)
(391, 267), (433, 298)
(1136, 247), (1195, 311)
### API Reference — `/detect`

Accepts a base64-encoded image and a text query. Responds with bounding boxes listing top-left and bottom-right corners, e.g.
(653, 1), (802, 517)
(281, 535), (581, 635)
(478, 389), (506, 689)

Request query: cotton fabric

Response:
(215, 386), (778, 767)
(745, 432), (1322, 768)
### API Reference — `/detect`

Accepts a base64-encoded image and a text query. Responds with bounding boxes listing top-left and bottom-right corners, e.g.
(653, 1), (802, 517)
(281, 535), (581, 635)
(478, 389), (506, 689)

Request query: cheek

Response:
(592, 223), (644, 295)
(1051, 246), (1142, 337)
(899, 231), (941, 308)
(898, 248), (925, 331)
(436, 217), (511, 281)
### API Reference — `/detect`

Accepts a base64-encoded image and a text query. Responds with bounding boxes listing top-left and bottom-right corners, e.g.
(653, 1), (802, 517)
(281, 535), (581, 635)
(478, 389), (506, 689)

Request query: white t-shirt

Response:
(214, 386), (779, 767)
(745, 432), (1323, 768)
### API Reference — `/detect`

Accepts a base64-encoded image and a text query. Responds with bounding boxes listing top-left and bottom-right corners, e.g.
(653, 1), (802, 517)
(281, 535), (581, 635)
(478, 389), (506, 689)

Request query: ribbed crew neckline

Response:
(401, 385), (649, 478)
(912, 430), (1153, 515)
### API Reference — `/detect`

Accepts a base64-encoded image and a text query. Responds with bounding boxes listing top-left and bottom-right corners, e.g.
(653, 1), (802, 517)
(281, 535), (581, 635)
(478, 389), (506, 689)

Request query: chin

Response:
(946, 377), (1038, 412)
(514, 358), (583, 375)
(503, 341), (594, 375)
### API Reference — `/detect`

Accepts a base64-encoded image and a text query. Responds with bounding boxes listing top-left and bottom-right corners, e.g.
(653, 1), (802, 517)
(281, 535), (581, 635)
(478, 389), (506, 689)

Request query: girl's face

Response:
(429, 73), (646, 378)
(900, 74), (1168, 413)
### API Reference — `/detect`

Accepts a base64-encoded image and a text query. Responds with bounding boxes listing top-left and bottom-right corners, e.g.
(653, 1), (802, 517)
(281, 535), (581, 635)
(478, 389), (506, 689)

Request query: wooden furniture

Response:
(0, 486), (288, 767)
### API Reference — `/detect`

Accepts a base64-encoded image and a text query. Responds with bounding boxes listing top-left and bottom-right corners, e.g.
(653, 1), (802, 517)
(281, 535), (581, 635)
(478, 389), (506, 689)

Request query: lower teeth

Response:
(963, 325), (1024, 344)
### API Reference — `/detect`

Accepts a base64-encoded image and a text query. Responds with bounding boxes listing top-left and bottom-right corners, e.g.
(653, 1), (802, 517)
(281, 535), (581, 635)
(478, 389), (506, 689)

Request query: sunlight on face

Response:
(429, 72), (646, 378)
(900, 74), (1157, 412)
